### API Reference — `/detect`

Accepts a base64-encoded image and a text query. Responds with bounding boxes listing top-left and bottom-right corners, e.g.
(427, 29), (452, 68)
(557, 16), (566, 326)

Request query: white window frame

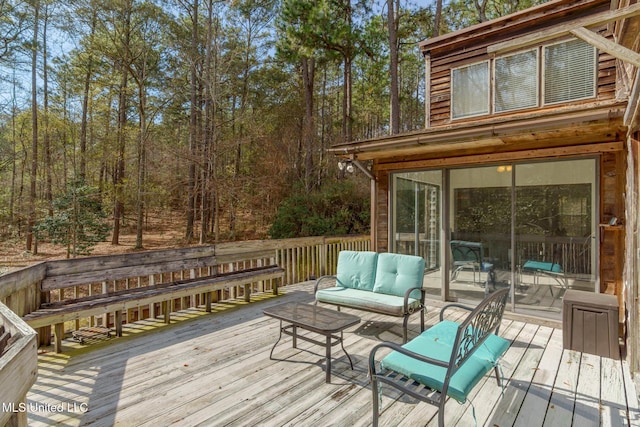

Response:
(493, 48), (539, 113)
(542, 38), (597, 106)
(450, 60), (490, 120)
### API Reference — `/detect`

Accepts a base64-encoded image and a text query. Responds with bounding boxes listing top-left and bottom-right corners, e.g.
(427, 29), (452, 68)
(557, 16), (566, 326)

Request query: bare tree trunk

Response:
(26, 1), (39, 252)
(10, 69), (18, 226)
(43, 5), (52, 216)
(302, 57), (315, 190)
(185, 0), (199, 242)
(201, 0), (217, 244)
(343, 55), (353, 142)
(135, 85), (146, 249)
(112, 3), (131, 245)
(474, 0), (488, 22)
(434, 0), (443, 37)
(388, 0), (399, 135)
(79, 9), (96, 180)
(342, 0), (354, 143)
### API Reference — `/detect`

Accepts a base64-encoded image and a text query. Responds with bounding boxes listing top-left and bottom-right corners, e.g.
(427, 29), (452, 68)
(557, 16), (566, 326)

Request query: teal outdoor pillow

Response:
(336, 251), (378, 291)
(373, 253), (425, 298)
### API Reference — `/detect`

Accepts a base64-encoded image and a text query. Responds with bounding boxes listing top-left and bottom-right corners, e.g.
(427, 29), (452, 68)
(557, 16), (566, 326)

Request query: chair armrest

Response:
(313, 275), (337, 294)
(403, 287), (426, 313)
(368, 341), (448, 377)
(439, 303), (473, 322)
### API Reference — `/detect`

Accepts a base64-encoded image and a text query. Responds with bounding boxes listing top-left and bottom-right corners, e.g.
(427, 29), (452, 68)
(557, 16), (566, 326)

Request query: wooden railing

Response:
(0, 302), (38, 427)
(0, 235), (370, 346)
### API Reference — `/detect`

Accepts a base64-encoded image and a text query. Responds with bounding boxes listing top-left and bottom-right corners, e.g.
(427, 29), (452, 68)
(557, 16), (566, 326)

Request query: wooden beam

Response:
(624, 68), (640, 129)
(571, 26), (640, 68)
(375, 141), (624, 172)
(488, 2), (640, 54)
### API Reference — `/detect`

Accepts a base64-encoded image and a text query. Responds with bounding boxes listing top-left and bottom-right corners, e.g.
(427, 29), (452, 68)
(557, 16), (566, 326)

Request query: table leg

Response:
(292, 325), (297, 348)
(325, 334), (332, 383)
(269, 320), (284, 360)
(339, 331), (354, 370)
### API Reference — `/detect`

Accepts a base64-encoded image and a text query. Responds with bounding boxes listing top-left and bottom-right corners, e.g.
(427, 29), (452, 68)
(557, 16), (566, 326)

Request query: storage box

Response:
(562, 289), (619, 359)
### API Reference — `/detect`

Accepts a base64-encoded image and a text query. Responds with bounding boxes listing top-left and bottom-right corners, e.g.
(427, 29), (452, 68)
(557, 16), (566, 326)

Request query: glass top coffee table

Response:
(263, 302), (361, 383)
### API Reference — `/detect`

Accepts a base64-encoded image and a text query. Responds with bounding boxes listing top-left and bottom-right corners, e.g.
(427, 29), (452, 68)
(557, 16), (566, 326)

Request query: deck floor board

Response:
(26, 282), (639, 427)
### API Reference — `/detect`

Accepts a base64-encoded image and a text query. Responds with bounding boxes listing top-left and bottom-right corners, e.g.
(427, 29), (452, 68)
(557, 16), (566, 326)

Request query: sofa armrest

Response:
(313, 275), (337, 294)
(403, 287), (426, 314)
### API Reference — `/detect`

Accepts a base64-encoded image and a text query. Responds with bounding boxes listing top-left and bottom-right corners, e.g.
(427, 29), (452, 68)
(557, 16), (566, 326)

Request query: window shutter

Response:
(544, 39), (596, 105)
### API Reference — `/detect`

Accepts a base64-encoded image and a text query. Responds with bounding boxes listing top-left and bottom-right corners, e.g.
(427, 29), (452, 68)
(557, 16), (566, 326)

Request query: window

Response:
(544, 39), (596, 105)
(494, 49), (538, 112)
(451, 61), (489, 119)
(449, 39), (596, 120)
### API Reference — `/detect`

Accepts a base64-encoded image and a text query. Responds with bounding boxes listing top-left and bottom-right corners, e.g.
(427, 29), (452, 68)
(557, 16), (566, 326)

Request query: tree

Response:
(278, 0), (320, 190)
(26, 0), (39, 252)
(34, 178), (110, 257)
(387, 0), (399, 135)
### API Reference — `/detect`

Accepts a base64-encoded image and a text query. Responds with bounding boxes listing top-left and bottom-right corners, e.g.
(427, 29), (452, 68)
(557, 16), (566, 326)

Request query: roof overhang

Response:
(328, 101), (627, 162)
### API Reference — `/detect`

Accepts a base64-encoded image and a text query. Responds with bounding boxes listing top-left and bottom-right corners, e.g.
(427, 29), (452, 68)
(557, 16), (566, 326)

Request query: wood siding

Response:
(427, 29), (618, 128)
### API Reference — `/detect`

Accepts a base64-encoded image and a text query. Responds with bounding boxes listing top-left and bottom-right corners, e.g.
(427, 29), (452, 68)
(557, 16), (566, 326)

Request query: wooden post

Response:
(115, 310), (123, 337)
(162, 301), (170, 324)
(205, 292), (212, 313)
(54, 322), (64, 353)
(243, 284), (251, 302)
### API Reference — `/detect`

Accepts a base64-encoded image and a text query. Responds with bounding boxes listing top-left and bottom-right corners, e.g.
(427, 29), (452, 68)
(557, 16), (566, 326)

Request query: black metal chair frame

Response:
(368, 288), (510, 427)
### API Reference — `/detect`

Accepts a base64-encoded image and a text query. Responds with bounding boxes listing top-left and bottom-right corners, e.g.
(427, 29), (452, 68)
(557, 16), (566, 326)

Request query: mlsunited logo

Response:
(2, 402), (88, 413)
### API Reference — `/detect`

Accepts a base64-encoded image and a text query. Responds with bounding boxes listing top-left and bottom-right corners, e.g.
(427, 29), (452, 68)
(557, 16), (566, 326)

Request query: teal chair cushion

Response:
(373, 253), (425, 298)
(381, 320), (509, 403)
(336, 251), (378, 291)
(523, 260), (563, 273)
(315, 287), (422, 316)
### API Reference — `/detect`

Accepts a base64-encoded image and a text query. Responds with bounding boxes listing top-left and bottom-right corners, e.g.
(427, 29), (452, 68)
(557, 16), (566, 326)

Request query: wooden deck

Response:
(26, 282), (639, 426)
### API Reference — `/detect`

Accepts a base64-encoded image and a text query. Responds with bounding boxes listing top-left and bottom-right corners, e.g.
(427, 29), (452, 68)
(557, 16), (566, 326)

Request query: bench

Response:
(23, 265), (284, 353)
(314, 251), (426, 343)
(368, 287), (510, 427)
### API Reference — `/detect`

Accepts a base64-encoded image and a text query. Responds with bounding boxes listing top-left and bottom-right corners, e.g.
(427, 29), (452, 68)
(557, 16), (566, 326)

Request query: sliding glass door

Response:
(392, 171), (442, 298)
(449, 166), (512, 304)
(514, 159), (596, 316)
(391, 158), (598, 318)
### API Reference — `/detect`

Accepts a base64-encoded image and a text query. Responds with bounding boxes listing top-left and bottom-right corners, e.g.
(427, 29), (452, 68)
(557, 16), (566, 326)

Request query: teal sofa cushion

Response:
(373, 253), (425, 298)
(315, 287), (422, 316)
(336, 251), (378, 291)
(381, 320), (509, 403)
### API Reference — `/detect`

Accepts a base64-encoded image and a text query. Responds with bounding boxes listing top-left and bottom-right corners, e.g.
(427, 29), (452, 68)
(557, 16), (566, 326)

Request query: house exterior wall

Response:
(367, 0), (629, 328)
(327, 1), (637, 360)
(427, 42), (617, 128)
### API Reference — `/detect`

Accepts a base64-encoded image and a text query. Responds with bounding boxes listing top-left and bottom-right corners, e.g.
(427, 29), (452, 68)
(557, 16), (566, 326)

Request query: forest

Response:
(0, 0), (547, 256)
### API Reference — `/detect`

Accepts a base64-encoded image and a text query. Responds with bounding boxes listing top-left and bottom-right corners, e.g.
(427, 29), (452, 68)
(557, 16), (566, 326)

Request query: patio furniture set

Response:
(264, 250), (510, 426)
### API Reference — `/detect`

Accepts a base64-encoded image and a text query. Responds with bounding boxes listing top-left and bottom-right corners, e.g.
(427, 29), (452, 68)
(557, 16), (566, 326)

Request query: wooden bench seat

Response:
(23, 265), (284, 353)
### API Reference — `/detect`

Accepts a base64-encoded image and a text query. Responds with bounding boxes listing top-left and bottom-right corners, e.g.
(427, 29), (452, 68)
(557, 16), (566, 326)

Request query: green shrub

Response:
(269, 181), (370, 238)
(34, 178), (111, 257)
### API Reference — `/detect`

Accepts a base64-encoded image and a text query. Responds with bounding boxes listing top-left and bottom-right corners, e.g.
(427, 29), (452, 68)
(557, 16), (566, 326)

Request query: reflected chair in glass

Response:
(450, 240), (496, 291)
(519, 260), (568, 300)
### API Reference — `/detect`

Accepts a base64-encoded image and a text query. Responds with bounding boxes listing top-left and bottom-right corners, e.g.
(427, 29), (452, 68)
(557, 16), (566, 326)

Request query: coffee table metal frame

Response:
(263, 302), (361, 383)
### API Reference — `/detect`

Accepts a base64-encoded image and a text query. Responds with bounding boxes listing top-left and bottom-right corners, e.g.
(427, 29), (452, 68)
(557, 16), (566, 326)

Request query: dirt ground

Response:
(0, 214), (190, 272)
